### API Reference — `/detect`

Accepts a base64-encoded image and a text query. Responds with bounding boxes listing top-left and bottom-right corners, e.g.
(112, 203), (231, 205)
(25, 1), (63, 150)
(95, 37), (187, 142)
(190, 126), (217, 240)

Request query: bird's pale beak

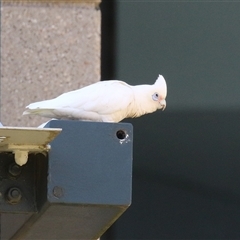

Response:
(160, 99), (166, 111)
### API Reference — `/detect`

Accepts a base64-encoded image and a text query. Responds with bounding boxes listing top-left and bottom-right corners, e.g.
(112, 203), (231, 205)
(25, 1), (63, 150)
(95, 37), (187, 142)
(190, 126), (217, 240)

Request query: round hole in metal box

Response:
(116, 130), (126, 140)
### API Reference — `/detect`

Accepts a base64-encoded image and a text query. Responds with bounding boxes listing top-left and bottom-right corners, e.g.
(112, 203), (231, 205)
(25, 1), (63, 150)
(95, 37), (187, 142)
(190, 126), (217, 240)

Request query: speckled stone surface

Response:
(1, 1), (101, 127)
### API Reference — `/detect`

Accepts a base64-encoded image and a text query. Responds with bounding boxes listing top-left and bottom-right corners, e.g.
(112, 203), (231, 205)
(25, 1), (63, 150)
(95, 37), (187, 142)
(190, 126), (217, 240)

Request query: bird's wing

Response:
(25, 81), (135, 121)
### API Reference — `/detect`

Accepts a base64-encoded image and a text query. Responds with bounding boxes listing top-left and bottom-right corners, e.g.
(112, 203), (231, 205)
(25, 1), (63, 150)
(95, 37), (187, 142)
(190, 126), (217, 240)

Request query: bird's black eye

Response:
(152, 92), (159, 101)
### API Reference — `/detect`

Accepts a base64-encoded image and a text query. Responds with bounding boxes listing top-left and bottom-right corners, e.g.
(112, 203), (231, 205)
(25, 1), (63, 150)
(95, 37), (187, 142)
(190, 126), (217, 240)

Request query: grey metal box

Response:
(12, 120), (133, 239)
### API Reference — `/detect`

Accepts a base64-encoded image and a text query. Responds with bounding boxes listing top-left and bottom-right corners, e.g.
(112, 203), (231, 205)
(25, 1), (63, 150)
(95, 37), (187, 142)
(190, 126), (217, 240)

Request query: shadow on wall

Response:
(104, 110), (240, 239)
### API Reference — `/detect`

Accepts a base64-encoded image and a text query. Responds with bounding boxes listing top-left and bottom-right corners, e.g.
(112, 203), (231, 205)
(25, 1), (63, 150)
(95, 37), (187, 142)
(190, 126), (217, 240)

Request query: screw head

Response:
(53, 186), (64, 198)
(7, 187), (22, 204)
(8, 163), (22, 177)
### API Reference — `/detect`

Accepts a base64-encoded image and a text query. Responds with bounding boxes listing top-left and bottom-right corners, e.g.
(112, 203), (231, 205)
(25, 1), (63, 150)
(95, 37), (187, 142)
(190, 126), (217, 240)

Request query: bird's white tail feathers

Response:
(23, 108), (51, 115)
(23, 98), (59, 117)
(23, 108), (56, 118)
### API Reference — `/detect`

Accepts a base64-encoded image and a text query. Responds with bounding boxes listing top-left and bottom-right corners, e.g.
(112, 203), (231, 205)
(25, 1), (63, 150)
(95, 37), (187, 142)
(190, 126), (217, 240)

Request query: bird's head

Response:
(152, 75), (167, 110)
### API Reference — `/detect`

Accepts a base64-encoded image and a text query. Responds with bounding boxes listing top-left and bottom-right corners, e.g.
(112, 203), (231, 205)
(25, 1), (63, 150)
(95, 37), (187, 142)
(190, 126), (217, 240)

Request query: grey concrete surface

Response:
(1, 0), (101, 127)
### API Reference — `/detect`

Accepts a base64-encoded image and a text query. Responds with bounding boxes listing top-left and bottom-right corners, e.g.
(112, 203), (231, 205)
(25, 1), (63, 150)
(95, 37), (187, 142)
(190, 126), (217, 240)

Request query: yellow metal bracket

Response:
(0, 127), (62, 166)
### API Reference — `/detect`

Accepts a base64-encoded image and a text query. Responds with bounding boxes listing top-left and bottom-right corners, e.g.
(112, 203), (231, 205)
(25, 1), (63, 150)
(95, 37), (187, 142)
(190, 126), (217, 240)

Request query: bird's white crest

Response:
(154, 74), (167, 99)
(23, 75), (167, 123)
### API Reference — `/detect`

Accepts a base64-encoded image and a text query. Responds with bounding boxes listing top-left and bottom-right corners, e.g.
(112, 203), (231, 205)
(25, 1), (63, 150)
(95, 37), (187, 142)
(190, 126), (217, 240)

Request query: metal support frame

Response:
(0, 120), (133, 239)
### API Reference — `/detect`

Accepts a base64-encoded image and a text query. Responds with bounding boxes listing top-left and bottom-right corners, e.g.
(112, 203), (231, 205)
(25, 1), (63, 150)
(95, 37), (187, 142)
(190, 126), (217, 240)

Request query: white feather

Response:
(23, 75), (167, 123)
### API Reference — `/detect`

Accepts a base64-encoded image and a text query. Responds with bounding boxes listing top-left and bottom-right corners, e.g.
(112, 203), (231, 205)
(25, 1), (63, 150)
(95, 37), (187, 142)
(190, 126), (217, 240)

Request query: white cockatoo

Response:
(23, 75), (167, 122)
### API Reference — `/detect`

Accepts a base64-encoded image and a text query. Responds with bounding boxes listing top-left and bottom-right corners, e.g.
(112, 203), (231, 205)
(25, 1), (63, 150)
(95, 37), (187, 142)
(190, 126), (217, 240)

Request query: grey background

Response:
(116, 2), (240, 110)
(102, 2), (240, 239)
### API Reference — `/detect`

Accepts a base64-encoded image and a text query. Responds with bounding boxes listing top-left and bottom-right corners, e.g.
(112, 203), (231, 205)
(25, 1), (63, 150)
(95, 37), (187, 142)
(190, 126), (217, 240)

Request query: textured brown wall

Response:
(1, 0), (101, 127)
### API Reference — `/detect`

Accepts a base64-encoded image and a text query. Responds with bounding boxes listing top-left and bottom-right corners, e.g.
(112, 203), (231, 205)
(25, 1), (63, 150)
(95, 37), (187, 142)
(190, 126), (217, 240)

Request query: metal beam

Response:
(0, 120), (133, 239)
